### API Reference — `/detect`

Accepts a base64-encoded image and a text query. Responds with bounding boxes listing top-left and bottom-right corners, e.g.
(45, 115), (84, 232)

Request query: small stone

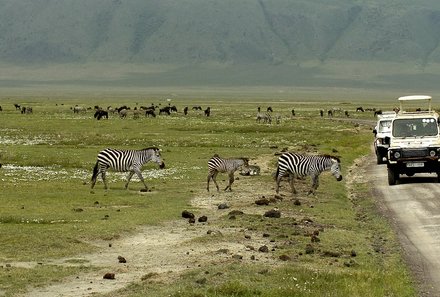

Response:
(279, 254), (291, 261)
(198, 215), (208, 223)
(264, 209), (281, 218)
(182, 210), (195, 219)
(218, 203), (229, 209)
(258, 245), (269, 253)
(117, 256), (126, 263)
(255, 198), (270, 206)
(103, 273), (115, 280)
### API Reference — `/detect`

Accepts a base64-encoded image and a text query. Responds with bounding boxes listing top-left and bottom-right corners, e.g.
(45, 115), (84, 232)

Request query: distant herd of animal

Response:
(2, 103), (383, 122)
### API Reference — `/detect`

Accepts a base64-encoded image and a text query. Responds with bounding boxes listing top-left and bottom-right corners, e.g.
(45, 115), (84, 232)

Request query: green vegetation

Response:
(0, 96), (415, 296)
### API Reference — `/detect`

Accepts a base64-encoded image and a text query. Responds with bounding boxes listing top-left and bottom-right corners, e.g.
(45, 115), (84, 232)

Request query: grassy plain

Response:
(0, 93), (416, 296)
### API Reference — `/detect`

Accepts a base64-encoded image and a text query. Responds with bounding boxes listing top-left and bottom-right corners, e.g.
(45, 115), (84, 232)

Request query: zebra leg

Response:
(275, 175), (282, 194)
(211, 172), (220, 192)
(125, 171), (135, 189)
(101, 171), (108, 190)
(224, 172), (234, 191)
(308, 174), (319, 195)
(207, 174), (212, 192)
(135, 170), (149, 190)
(288, 173), (297, 194)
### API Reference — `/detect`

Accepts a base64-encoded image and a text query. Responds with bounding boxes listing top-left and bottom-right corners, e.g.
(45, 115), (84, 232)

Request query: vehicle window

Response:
(378, 120), (391, 133)
(393, 118), (438, 137)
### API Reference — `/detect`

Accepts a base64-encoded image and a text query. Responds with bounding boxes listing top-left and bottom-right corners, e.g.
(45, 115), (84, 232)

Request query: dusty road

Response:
(367, 160), (440, 296)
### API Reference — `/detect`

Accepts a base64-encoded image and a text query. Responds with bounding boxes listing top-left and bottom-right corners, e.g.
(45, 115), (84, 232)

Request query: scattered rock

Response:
(351, 250), (357, 257)
(279, 254), (291, 261)
(255, 198), (270, 206)
(228, 210), (244, 216)
(182, 210), (195, 219)
(293, 199), (301, 206)
(258, 245), (269, 253)
(322, 251), (341, 257)
(198, 215), (208, 223)
(264, 209), (281, 218)
(73, 208), (84, 212)
(188, 217), (196, 224)
(117, 256), (126, 263)
(216, 248), (229, 254)
(217, 203), (229, 209)
(232, 254), (243, 260)
(103, 273), (115, 280)
(274, 194), (283, 200)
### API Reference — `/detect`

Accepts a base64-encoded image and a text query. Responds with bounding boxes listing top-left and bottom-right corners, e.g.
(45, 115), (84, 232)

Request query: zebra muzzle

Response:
(159, 162), (165, 169)
(336, 175), (343, 181)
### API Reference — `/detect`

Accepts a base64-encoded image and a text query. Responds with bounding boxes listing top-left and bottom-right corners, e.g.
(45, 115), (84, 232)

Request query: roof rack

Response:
(398, 95), (432, 112)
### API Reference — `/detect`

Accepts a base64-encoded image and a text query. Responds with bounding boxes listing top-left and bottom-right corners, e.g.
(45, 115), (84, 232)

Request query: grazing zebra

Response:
(275, 152), (342, 195)
(207, 154), (249, 192)
(256, 112), (272, 124)
(91, 147), (165, 190)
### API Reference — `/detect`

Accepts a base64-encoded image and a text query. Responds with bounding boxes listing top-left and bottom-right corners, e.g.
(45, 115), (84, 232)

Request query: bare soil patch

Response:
(20, 154), (284, 297)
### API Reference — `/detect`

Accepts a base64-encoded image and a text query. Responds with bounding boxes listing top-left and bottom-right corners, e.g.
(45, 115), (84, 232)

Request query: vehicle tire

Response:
(376, 153), (383, 165)
(388, 167), (398, 185)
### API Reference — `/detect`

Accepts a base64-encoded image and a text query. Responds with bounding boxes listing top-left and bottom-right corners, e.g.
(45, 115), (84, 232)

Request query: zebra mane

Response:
(319, 154), (340, 162)
(141, 147), (159, 151)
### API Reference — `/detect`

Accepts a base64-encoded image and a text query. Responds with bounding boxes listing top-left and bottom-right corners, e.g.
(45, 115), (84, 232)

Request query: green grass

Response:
(0, 95), (416, 296)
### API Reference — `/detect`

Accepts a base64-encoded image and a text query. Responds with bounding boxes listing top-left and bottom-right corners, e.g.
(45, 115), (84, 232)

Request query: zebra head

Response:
(330, 157), (343, 181)
(149, 147), (165, 169)
(240, 158), (250, 171)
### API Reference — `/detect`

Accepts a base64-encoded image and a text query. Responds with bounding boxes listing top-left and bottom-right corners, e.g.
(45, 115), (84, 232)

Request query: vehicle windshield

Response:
(378, 120), (392, 133)
(393, 118), (439, 137)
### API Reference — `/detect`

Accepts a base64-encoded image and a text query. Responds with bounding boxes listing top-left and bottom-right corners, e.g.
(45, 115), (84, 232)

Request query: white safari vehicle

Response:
(373, 111), (395, 164)
(387, 95), (440, 185)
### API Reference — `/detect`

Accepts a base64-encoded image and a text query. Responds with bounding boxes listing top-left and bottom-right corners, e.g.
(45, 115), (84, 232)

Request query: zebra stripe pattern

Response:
(256, 112), (272, 124)
(91, 147), (165, 190)
(207, 154), (249, 192)
(275, 152), (342, 195)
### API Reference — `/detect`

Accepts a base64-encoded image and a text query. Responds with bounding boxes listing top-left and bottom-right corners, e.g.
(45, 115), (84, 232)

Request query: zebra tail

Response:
(91, 161), (99, 182)
(274, 165), (280, 180)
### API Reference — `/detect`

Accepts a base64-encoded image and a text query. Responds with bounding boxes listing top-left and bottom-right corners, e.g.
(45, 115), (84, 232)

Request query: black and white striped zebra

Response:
(256, 112), (272, 124)
(207, 154), (249, 192)
(275, 152), (342, 195)
(91, 147), (165, 190)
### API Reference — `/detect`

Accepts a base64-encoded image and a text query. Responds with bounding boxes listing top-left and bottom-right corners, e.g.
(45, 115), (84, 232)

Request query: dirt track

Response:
(367, 157), (440, 297)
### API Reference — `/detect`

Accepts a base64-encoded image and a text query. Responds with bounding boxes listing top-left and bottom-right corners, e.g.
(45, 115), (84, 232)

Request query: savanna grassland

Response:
(0, 94), (417, 297)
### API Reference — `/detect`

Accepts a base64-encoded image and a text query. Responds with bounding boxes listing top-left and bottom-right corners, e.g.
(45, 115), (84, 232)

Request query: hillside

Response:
(1, 0), (440, 91)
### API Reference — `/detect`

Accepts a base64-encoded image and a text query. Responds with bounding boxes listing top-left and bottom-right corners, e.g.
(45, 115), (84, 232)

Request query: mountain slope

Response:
(1, 0), (440, 89)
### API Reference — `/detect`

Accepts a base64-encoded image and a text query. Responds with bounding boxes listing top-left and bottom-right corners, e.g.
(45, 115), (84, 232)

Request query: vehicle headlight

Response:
(430, 150), (436, 157)
(393, 151), (401, 159)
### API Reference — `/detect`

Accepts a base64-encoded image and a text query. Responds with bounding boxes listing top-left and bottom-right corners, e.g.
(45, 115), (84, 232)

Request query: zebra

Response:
(207, 154), (249, 192)
(256, 112), (272, 124)
(91, 147), (165, 190)
(275, 152), (342, 195)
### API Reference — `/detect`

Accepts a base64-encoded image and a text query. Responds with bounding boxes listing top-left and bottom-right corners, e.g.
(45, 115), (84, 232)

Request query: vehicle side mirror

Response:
(373, 129), (377, 136)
